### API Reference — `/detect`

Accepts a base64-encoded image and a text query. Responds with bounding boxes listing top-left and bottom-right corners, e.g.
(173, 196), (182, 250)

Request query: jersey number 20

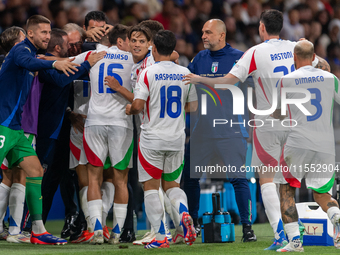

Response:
(160, 85), (182, 118)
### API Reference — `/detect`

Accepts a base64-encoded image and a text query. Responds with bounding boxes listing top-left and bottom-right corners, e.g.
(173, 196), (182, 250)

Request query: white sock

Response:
(112, 203), (127, 235)
(101, 182), (114, 227)
(88, 199), (102, 233)
(165, 187), (188, 218)
(8, 183), (25, 235)
(284, 222), (300, 242)
(327, 206), (340, 225)
(158, 188), (168, 234)
(261, 183), (282, 237)
(0, 183), (10, 233)
(32, 220), (46, 234)
(80, 186), (91, 231)
(145, 190), (166, 241)
(162, 189), (173, 219)
(163, 190), (181, 232)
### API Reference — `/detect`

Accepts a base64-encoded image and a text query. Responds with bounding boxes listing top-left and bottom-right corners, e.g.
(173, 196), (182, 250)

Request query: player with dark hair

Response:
(84, 11), (108, 30)
(126, 30), (198, 249)
(0, 26), (29, 244)
(72, 22), (133, 245)
(0, 14), (80, 245)
(139, 20), (164, 39)
(108, 24), (130, 49)
(0, 26), (26, 53)
(83, 11), (112, 43)
(106, 25), (178, 245)
(36, 28), (105, 231)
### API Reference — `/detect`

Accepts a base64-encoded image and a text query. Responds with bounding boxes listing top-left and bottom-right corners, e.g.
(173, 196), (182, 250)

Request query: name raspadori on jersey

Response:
(155, 73), (185, 81)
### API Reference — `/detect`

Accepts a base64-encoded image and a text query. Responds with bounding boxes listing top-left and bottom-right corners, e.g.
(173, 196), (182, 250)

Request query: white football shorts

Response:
(83, 125), (133, 170)
(138, 143), (184, 183)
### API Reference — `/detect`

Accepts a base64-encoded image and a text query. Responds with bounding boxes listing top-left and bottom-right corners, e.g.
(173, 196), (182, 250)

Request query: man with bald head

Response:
(184, 19), (256, 241)
(273, 40), (340, 251)
(184, 9), (332, 250)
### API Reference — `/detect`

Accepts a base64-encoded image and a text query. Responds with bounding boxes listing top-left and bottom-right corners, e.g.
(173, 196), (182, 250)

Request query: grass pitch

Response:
(1, 221), (339, 254)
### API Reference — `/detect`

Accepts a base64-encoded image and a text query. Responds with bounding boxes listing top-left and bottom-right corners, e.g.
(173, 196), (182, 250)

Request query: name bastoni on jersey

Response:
(270, 51), (293, 61)
(155, 73), (185, 81)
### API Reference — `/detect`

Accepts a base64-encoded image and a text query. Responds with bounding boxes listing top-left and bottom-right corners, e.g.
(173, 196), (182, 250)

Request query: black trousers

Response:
(37, 118), (78, 223)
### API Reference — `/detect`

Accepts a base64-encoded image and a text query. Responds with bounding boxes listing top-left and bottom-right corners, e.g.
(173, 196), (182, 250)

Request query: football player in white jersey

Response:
(272, 40), (340, 251)
(183, 9), (330, 250)
(126, 30), (198, 249)
(105, 25), (154, 125)
(64, 22), (117, 243)
(72, 26), (133, 244)
(62, 23), (94, 243)
(105, 24), (184, 245)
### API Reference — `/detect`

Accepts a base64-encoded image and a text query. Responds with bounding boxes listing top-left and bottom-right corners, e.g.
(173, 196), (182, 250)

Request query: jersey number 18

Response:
(160, 85), (182, 118)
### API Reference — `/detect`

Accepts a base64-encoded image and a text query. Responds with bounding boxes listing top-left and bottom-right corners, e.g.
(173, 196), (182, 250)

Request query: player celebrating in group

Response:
(273, 40), (340, 251)
(183, 9), (330, 250)
(73, 25), (134, 245)
(0, 15), (80, 245)
(105, 23), (182, 245)
(126, 30), (198, 249)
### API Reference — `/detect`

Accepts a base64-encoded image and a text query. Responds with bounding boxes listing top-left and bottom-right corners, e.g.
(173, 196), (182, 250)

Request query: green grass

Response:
(1, 221), (339, 254)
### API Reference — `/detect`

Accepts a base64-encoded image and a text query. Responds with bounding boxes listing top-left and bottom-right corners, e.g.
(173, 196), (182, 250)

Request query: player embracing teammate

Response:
(183, 9), (330, 251)
(127, 30), (198, 249)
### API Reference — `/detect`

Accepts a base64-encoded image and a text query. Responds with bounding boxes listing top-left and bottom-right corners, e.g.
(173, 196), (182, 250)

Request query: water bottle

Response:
(214, 212), (224, 224)
(223, 212), (231, 223)
(203, 212), (212, 224)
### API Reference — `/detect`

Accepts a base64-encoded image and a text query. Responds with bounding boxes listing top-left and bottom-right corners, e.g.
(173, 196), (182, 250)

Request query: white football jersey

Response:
(278, 66), (340, 155)
(131, 50), (155, 124)
(134, 61), (197, 151)
(73, 80), (90, 115)
(73, 44), (134, 128)
(130, 50), (154, 90)
(230, 39), (318, 131)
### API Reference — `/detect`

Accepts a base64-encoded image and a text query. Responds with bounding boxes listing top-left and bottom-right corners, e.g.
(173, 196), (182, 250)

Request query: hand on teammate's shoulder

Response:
(54, 59), (80, 76)
(87, 51), (107, 67)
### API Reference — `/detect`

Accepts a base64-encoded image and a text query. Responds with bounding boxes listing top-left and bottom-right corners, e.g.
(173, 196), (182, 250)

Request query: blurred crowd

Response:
(1, 0), (340, 112)
(1, 0), (340, 74)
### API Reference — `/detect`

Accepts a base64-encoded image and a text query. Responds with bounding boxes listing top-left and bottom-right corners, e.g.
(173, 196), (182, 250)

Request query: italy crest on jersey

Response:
(211, 62), (218, 73)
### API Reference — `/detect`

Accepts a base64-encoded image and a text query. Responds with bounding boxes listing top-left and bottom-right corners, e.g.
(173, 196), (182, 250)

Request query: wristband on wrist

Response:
(52, 60), (57, 69)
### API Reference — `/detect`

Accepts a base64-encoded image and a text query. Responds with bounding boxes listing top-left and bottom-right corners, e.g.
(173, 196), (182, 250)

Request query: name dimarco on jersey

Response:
(295, 75), (324, 85)
(270, 51), (293, 61)
(155, 73), (185, 81)
(104, 53), (130, 61)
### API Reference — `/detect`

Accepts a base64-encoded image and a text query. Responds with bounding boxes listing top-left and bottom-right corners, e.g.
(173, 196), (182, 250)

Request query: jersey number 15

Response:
(98, 63), (123, 94)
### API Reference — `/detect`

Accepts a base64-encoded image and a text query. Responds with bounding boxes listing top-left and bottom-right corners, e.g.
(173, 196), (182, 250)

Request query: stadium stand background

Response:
(1, 0), (339, 124)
